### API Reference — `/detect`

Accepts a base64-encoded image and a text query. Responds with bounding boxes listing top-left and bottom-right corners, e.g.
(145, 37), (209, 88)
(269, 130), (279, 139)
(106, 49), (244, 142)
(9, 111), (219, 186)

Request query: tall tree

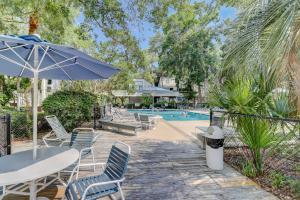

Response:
(156, 1), (220, 103)
(0, 0), (96, 108)
(79, 0), (148, 94)
(223, 0), (300, 112)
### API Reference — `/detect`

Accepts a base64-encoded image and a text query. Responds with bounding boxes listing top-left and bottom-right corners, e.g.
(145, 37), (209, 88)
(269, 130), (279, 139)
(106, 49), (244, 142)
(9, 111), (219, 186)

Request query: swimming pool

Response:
(128, 109), (209, 121)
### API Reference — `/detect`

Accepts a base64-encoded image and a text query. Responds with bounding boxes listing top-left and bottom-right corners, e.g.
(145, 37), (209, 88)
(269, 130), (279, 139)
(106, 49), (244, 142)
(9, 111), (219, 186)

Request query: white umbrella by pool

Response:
(0, 34), (120, 158)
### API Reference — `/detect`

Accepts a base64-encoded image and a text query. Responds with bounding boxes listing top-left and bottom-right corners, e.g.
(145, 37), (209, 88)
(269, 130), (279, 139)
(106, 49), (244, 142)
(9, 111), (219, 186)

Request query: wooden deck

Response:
(5, 120), (277, 200)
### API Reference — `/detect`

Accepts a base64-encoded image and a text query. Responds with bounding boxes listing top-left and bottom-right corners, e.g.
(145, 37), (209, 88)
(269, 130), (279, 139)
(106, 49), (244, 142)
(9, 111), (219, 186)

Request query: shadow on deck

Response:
(4, 120), (277, 200)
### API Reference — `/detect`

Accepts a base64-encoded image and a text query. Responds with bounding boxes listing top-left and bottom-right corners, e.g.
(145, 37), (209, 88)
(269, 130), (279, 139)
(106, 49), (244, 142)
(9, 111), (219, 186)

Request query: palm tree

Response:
(0, 0), (75, 40)
(224, 0), (300, 112)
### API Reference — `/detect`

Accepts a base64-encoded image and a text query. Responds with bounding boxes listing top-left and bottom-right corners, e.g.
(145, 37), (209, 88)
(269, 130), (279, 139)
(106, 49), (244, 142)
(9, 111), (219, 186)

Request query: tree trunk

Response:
(197, 85), (202, 104)
(29, 12), (39, 34)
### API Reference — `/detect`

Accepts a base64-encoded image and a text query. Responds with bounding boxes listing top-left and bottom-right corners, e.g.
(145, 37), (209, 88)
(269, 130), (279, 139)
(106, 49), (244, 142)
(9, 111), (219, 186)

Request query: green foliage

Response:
(209, 66), (297, 176)
(269, 170), (286, 189)
(12, 112), (32, 138)
(169, 100), (177, 108)
(0, 107), (48, 138)
(0, 93), (7, 106)
(209, 66), (294, 116)
(242, 161), (257, 178)
(237, 118), (279, 174)
(0, 0), (76, 37)
(0, 76), (18, 106)
(141, 94), (153, 108)
(222, 0), (300, 112)
(96, 94), (113, 106)
(156, 1), (220, 99)
(42, 90), (96, 131)
(296, 164), (300, 173)
(289, 179), (300, 199)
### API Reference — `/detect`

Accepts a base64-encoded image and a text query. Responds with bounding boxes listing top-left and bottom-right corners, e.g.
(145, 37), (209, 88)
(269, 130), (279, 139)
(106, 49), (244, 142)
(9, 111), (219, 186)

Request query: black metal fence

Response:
(210, 109), (299, 197)
(0, 114), (11, 156)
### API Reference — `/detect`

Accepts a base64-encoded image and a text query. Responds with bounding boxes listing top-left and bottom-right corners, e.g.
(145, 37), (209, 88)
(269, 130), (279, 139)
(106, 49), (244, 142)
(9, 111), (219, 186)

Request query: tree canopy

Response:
(0, 0), (225, 105)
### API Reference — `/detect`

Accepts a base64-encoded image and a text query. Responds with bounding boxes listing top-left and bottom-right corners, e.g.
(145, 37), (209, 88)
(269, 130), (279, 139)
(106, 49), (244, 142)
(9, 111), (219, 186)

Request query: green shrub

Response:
(289, 179), (300, 199)
(0, 107), (48, 138)
(242, 161), (257, 178)
(236, 117), (279, 175)
(269, 170), (286, 189)
(296, 164), (300, 173)
(42, 90), (96, 131)
(141, 94), (153, 108)
(169, 100), (177, 108)
(12, 112), (32, 138)
(96, 93), (112, 105)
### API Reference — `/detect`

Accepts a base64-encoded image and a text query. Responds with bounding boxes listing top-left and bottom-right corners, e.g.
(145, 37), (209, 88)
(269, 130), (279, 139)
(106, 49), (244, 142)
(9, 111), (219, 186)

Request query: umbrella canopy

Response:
(0, 35), (119, 79)
(0, 34), (120, 158)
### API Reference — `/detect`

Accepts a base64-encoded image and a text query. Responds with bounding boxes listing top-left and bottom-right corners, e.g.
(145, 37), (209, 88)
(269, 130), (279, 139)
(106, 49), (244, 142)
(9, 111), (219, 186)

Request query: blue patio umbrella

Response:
(0, 34), (120, 158)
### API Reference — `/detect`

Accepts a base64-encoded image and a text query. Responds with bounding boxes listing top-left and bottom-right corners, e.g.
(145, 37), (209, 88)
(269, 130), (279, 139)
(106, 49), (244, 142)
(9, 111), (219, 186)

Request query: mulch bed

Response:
(224, 149), (299, 200)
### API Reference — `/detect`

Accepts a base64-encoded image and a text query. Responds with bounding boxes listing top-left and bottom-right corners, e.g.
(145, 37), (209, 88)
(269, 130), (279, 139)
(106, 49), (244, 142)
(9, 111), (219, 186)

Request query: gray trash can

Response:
(206, 126), (224, 170)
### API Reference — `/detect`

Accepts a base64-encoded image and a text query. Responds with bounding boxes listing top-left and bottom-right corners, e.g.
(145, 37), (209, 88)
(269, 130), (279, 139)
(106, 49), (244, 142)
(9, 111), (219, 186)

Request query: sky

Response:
(81, 5), (237, 50)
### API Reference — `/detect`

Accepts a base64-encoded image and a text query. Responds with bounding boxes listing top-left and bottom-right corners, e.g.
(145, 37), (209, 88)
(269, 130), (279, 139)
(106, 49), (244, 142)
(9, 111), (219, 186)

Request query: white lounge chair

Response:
(43, 115), (99, 147)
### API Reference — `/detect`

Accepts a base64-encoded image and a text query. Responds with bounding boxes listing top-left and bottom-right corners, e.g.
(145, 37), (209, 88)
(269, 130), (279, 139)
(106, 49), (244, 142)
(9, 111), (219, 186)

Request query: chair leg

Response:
(91, 149), (96, 172)
(117, 183), (125, 200)
(0, 186), (5, 200)
(75, 162), (80, 180)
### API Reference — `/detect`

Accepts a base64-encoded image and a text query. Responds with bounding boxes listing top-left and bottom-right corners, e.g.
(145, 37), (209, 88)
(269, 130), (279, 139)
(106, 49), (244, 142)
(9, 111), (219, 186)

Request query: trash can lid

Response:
(206, 126), (224, 139)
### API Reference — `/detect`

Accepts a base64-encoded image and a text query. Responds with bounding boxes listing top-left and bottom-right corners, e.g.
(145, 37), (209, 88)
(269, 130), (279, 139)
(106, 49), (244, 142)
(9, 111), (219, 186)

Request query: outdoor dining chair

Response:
(60, 131), (97, 173)
(65, 141), (131, 200)
(43, 115), (98, 147)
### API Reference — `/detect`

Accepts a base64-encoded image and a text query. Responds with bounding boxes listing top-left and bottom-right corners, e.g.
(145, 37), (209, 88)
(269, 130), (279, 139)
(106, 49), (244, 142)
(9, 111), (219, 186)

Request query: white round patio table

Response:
(0, 147), (79, 200)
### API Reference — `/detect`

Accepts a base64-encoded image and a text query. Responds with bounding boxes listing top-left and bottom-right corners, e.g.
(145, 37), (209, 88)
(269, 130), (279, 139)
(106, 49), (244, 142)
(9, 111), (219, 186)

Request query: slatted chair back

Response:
(69, 131), (94, 151)
(134, 113), (140, 121)
(139, 114), (150, 122)
(45, 115), (69, 139)
(104, 142), (131, 180)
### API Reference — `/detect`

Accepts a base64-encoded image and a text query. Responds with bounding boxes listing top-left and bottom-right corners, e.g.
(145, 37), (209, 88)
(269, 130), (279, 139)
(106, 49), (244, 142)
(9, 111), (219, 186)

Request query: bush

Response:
(169, 100), (177, 108)
(12, 112), (32, 138)
(290, 179), (300, 199)
(242, 161), (257, 178)
(42, 90), (96, 131)
(141, 94), (153, 108)
(0, 107), (49, 138)
(269, 170), (286, 189)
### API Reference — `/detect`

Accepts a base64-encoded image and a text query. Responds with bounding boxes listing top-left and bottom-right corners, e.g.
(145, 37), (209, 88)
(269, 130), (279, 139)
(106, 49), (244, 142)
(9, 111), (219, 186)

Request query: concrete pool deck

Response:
(7, 118), (278, 200)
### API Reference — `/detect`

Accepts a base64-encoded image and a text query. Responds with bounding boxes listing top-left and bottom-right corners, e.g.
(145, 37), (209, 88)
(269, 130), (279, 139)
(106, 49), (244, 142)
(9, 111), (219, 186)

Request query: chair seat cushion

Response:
(65, 173), (118, 200)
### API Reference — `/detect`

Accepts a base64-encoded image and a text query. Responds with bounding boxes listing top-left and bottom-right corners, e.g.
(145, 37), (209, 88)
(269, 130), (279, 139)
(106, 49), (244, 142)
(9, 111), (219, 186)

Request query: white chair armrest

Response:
(92, 133), (101, 142)
(68, 162), (107, 184)
(43, 132), (63, 147)
(82, 178), (125, 200)
(59, 140), (71, 147)
(80, 147), (93, 154)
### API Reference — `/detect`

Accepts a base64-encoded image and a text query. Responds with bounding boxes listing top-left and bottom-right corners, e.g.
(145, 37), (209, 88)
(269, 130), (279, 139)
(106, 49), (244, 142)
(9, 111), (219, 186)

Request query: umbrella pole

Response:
(33, 46), (39, 159)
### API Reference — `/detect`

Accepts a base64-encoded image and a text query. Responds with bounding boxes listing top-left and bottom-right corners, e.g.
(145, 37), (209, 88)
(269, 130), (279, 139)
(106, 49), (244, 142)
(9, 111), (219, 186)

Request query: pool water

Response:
(128, 109), (209, 121)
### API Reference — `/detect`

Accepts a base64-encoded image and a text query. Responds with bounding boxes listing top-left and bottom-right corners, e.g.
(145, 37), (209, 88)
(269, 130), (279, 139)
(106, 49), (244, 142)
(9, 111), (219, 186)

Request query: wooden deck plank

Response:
(4, 120), (277, 200)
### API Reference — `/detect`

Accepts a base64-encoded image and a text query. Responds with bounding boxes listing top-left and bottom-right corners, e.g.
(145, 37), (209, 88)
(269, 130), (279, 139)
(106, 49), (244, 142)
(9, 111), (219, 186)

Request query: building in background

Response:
(158, 77), (178, 91)
(112, 79), (181, 107)
(16, 79), (61, 108)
